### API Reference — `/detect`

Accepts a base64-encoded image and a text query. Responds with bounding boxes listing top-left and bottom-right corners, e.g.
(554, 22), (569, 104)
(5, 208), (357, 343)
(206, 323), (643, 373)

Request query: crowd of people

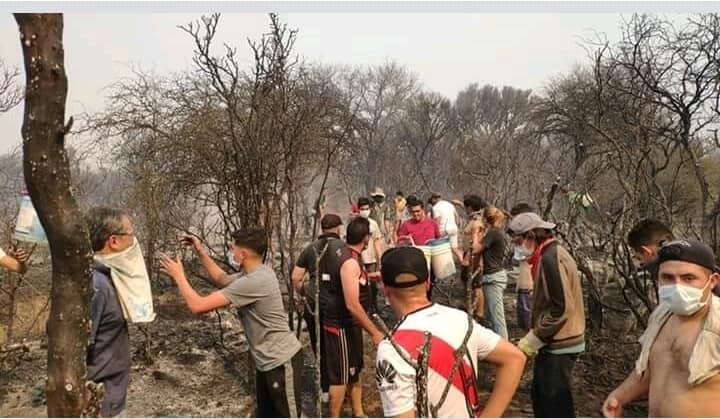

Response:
(2, 190), (719, 417)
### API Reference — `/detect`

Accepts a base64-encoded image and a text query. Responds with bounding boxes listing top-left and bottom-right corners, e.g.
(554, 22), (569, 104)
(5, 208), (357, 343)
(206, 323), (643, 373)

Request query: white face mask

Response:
(513, 245), (532, 261)
(658, 279), (712, 316)
(359, 209), (371, 219)
(227, 249), (242, 270)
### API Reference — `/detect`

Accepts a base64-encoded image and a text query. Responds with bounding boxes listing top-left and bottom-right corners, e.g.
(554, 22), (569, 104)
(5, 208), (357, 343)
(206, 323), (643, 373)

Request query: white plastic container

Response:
(428, 237), (456, 279)
(14, 190), (48, 244)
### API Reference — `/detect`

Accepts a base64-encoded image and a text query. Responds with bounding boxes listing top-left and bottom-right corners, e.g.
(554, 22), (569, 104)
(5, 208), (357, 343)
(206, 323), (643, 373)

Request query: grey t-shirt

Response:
(221, 264), (302, 371)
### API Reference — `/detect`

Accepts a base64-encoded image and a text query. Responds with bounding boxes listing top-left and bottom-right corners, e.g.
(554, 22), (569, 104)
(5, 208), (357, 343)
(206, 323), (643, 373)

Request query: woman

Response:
(473, 205), (509, 339)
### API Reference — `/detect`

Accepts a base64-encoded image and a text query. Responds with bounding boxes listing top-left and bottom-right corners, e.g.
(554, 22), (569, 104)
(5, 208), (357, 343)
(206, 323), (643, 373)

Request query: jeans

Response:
(517, 289), (533, 331)
(531, 351), (578, 418)
(481, 270), (508, 339)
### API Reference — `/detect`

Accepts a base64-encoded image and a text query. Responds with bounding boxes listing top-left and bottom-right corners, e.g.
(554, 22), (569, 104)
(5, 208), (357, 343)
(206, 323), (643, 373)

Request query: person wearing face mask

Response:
(85, 207), (156, 417)
(509, 203), (535, 334)
(602, 239), (720, 418)
(356, 197), (385, 313)
(160, 227), (303, 418)
(507, 212), (585, 418)
(369, 187), (393, 241)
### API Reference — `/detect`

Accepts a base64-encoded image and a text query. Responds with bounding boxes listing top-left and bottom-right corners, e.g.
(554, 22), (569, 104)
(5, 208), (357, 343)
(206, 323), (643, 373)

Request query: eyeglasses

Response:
(112, 230), (135, 237)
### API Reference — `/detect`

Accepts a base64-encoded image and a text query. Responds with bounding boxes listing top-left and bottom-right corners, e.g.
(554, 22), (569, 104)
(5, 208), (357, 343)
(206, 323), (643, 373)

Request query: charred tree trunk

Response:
(15, 13), (94, 417)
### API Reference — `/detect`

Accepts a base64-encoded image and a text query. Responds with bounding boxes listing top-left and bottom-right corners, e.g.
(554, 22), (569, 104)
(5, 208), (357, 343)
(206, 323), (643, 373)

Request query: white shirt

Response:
(360, 217), (383, 264)
(376, 303), (501, 418)
(432, 200), (458, 237)
(0, 246), (5, 259)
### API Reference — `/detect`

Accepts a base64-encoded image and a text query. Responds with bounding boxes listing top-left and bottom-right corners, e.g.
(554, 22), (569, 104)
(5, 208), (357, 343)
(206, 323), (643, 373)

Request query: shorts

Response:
(255, 350), (304, 417)
(448, 233), (458, 249)
(322, 324), (364, 385)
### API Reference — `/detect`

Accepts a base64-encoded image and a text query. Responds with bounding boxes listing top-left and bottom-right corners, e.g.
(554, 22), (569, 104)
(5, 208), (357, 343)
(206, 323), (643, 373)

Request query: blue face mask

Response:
(513, 245), (533, 261)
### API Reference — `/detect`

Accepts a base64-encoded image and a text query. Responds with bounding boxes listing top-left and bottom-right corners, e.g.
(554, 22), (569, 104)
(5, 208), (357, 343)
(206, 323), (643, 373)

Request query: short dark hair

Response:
(463, 194), (486, 212)
(346, 217), (370, 245)
(86, 207), (129, 252)
(231, 227), (268, 256)
(406, 195), (422, 208)
(396, 191), (404, 197)
(510, 203), (534, 216)
(358, 197), (372, 207)
(627, 219), (674, 250)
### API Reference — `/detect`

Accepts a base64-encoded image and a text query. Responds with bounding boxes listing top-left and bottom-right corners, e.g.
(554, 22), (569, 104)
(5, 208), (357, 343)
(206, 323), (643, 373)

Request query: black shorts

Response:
(255, 350), (303, 417)
(322, 324), (364, 385)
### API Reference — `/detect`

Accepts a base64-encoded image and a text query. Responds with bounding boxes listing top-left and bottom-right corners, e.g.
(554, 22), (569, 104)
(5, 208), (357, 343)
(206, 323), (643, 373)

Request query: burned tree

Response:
(14, 13), (94, 416)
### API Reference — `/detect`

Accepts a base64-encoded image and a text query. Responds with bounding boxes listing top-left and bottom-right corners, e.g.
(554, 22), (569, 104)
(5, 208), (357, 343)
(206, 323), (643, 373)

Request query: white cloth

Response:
(635, 295), (720, 386)
(376, 304), (500, 418)
(0, 246), (6, 259)
(433, 200), (459, 248)
(94, 238), (156, 323)
(360, 217), (383, 264)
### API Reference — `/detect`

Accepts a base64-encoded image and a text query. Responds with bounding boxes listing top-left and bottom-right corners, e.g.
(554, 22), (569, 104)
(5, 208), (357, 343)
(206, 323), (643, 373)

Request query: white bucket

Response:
(428, 238), (456, 279)
(415, 245), (432, 273)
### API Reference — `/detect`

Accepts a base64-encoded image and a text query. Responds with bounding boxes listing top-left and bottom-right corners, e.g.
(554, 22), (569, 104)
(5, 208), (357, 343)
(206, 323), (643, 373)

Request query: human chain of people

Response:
(3, 187), (718, 418)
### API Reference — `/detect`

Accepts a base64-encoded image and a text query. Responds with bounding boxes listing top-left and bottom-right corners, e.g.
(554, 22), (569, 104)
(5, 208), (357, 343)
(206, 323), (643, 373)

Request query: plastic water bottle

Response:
(13, 190), (48, 244)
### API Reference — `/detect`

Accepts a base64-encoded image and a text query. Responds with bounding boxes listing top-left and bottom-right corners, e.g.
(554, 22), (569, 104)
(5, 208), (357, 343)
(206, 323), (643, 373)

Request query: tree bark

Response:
(15, 13), (93, 417)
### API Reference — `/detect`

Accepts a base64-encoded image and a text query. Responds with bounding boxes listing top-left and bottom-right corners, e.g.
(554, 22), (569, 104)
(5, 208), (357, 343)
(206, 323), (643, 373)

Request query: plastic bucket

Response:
(415, 245), (432, 273)
(428, 238), (456, 279)
(14, 192), (48, 244)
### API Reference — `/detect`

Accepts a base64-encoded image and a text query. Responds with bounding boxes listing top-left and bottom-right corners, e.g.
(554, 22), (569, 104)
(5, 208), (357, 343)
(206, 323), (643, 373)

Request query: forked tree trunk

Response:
(15, 13), (94, 417)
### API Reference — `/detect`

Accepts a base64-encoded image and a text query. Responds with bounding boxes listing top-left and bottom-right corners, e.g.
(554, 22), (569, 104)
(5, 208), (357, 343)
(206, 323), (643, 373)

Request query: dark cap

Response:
(380, 247), (429, 288)
(657, 239), (720, 273)
(320, 213), (343, 230)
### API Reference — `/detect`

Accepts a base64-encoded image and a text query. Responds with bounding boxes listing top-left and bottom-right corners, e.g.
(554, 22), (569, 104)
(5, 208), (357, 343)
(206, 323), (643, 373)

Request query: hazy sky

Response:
(0, 12), (629, 153)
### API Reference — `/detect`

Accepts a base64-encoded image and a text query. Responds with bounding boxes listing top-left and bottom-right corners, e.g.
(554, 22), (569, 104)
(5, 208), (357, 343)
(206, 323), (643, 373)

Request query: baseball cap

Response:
(657, 239), (720, 273)
(507, 212), (556, 235)
(380, 247), (429, 288)
(320, 213), (343, 230)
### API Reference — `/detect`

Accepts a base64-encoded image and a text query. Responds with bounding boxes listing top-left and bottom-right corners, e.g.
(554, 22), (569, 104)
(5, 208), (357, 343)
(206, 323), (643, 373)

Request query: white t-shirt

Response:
(433, 200), (458, 237)
(376, 303), (501, 418)
(360, 217), (383, 264)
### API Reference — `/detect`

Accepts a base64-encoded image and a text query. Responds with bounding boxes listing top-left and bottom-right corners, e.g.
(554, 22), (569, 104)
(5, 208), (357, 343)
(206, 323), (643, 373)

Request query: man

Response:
(602, 239), (720, 417)
(510, 203), (535, 334)
(627, 219), (720, 297)
(429, 192), (461, 262)
(627, 219), (674, 275)
(85, 207), (138, 417)
(460, 195), (487, 321)
(375, 246), (526, 418)
(370, 187), (392, 240)
(322, 216), (385, 418)
(397, 195), (441, 247)
(507, 212), (585, 418)
(357, 197), (385, 312)
(160, 227), (303, 418)
(290, 213), (345, 400)
(392, 191), (410, 244)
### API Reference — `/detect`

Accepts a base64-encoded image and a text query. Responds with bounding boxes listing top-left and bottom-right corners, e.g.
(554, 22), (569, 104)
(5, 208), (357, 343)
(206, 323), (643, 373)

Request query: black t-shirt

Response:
(295, 233), (344, 303)
(482, 228), (507, 275)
